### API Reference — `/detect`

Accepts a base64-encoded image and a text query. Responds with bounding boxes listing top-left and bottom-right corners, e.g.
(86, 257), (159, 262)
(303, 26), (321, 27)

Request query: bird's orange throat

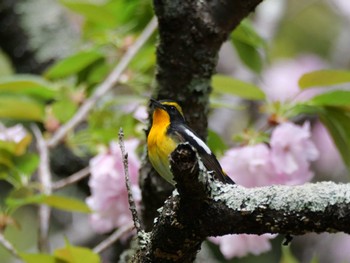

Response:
(151, 108), (170, 128)
(147, 107), (177, 184)
(148, 108), (169, 149)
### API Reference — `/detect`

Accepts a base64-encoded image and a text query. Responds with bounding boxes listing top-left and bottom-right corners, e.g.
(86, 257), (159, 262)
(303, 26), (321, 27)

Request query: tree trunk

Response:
(138, 0), (264, 261)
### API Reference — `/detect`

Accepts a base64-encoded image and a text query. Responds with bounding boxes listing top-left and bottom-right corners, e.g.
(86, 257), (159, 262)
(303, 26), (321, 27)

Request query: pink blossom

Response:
(330, 0), (350, 17)
(312, 121), (345, 177)
(327, 233), (350, 262)
(209, 234), (274, 259)
(133, 105), (148, 123)
(216, 122), (319, 259)
(260, 55), (326, 102)
(217, 145), (276, 259)
(220, 143), (274, 187)
(120, 101), (148, 123)
(270, 122), (319, 185)
(86, 139), (141, 234)
(220, 123), (319, 188)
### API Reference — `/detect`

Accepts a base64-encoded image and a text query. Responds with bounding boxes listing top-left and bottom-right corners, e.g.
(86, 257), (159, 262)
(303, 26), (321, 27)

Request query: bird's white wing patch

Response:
(184, 129), (212, 154)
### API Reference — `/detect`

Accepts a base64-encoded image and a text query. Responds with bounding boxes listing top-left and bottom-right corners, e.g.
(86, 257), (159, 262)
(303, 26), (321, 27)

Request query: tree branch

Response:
(47, 17), (158, 148)
(204, 182), (350, 235)
(51, 166), (90, 191)
(137, 144), (350, 262)
(93, 222), (134, 254)
(0, 233), (22, 261)
(32, 125), (52, 253)
(118, 129), (143, 235)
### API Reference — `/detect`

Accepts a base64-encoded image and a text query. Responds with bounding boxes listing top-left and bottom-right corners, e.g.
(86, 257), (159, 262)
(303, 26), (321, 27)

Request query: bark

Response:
(153, 0), (263, 137)
(140, 0), (264, 231)
(134, 144), (350, 262)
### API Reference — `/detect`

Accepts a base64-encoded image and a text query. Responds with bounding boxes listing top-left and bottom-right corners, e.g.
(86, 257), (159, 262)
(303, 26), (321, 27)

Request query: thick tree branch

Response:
(137, 144), (350, 262)
(204, 182), (350, 236)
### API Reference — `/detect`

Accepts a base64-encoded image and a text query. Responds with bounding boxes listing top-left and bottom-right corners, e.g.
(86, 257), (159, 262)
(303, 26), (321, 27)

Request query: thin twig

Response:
(47, 16), (158, 148)
(0, 233), (23, 261)
(92, 222), (134, 254)
(32, 125), (52, 253)
(118, 128), (142, 235)
(52, 166), (90, 191)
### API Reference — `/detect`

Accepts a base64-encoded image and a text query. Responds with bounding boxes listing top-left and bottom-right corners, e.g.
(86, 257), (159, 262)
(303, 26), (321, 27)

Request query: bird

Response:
(147, 98), (235, 185)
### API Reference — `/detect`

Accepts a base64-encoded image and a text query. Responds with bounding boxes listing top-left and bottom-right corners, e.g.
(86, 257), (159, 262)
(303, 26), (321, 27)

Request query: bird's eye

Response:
(169, 106), (176, 112)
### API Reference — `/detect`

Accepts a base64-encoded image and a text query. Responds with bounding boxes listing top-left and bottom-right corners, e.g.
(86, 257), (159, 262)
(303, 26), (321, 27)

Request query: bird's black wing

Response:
(171, 125), (234, 184)
(198, 148), (235, 184)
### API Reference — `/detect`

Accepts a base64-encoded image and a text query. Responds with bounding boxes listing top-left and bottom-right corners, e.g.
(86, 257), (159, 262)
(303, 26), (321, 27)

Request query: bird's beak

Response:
(150, 98), (165, 110)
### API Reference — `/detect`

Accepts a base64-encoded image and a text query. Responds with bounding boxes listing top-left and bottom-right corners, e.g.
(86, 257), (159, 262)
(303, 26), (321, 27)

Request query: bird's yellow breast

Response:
(147, 108), (177, 184)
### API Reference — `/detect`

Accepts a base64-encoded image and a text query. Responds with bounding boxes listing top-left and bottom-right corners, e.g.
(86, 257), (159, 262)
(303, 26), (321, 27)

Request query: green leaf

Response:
(0, 150), (14, 169)
(8, 186), (35, 200)
(20, 253), (55, 263)
(52, 99), (78, 123)
(232, 20), (266, 48)
(6, 192), (41, 210)
(6, 194), (91, 213)
(212, 74), (265, 100)
(318, 107), (350, 171)
(14, 153), (39, 175)
(310, 256), (320, 263)
(231, 20), (266, 73)
(45, 50), (103, 79)
(86, 62), (110, 85)
(288, 103), (321, 117)
(42, 195), (91, 213)
(59, 0), (116, 27)
(210, 97), (245, 111)
(207, 130), (227, 157)
(232, 39), (263, 73)
(0, 50), (13, 76)
(0, 75), (56, 100)
(0, 95), (44, 121)
(280, 246), (299, 263)
(129, 45), (156, 73)
(292, 104), (350, 172)
(310, 90), (350, 107)
(299, 69), (350, 89)
(0, 133), (32, 156)
(54, 244), (100, 263)
(21, 245), (100, 263)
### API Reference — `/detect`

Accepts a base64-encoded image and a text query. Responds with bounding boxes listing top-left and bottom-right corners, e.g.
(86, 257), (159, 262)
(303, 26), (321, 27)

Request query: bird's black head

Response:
(150, 98), (185, 124)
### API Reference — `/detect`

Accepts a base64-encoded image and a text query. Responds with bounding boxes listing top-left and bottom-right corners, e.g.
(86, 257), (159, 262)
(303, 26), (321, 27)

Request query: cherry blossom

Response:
(260, 55), (326, 102)
(133, 105), (148, 123)
(330, 0), (350, 17)
(220, 143), (274, 187)
(209, 234), (275, 259)
(216, 121), (319, 258)
(217, 145), (275, 258)
(86, 139), (140, 234)
(312, 121), (345, 177)
(270, 122), (319, 185)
